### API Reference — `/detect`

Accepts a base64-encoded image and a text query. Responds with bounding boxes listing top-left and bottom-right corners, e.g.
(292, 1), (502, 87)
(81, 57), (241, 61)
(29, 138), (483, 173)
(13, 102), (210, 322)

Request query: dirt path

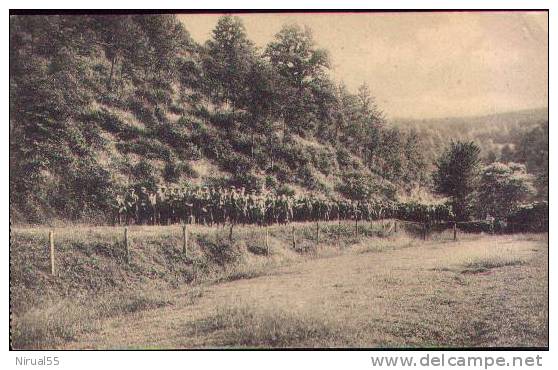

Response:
(63, 235), (548, 349)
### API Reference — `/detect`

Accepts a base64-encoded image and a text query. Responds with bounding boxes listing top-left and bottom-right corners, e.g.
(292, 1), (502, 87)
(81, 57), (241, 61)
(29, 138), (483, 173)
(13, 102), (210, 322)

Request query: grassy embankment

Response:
(11, 220), (402, 348)
(10, 222), (547, 349)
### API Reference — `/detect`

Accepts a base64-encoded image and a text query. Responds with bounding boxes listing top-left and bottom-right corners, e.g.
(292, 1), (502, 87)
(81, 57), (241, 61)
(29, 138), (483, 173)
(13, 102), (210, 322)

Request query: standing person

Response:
(198, 186), (210, 225)
(237, 187), (248, 225)
(148, 190), (157, 225)
(233, 186), (241, 225)
(209, 187), (219, 226)
(176, 186), (188, 224)
(191, 187), (201, 225)
(183, 187), (194, 224)
(329, 198), (340, 222)
(126, 188), (139, 225)
(486, 213), (495, 234)
(115, 193), (127, 225)
(257, 192), (267, 226)
(220, 187), (228, 226)
(247, 190), (257, 225)
(155, 186), (167, 225)
(138, 187), (150, 224)
(285, 195), (294, 224)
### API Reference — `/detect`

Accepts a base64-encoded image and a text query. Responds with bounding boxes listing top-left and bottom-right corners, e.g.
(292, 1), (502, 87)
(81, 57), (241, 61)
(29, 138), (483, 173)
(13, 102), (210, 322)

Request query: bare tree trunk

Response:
(251, 131), (254, 158)
(108, 55), (116, 91)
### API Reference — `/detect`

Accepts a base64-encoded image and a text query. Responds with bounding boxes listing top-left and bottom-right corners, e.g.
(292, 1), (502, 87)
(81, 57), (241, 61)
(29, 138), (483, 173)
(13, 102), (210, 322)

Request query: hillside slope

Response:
(9, 15), (430, 223)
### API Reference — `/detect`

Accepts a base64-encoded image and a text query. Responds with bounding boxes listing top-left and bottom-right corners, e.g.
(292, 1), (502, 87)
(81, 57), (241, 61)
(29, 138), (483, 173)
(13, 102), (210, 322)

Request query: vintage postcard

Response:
(9, 10), (548, 351)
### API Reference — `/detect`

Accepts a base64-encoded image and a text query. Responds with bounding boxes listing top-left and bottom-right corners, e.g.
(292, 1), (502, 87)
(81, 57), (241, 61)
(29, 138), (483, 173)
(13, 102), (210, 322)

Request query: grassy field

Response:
(10, 222), (547, 349)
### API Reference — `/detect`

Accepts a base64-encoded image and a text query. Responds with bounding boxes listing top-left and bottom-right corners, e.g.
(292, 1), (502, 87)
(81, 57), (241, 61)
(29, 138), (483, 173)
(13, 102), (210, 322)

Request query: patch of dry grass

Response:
(11, 288), (174, 349)
(433, 240), (534, 273)
(351, 235), (415, 254)
(188, 304), (351, 348)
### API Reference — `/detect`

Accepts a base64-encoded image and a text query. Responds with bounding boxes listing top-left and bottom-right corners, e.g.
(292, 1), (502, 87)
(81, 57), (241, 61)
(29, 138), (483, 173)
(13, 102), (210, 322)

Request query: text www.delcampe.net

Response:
(371, 354), (543, 368)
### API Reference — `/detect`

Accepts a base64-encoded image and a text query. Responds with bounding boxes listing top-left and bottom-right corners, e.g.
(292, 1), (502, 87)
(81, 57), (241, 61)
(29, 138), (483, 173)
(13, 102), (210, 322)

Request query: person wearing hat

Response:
(115, 192), (127, 225)
(126, 188), (139, 225)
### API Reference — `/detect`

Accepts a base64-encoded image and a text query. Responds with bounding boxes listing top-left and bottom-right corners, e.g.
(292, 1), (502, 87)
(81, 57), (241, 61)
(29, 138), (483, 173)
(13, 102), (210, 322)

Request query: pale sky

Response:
(178, 12), (548, 120)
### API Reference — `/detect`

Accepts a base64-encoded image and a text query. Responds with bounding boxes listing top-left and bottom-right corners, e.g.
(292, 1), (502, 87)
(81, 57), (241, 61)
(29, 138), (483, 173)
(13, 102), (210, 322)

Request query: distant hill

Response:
(390, 108), (548, 165)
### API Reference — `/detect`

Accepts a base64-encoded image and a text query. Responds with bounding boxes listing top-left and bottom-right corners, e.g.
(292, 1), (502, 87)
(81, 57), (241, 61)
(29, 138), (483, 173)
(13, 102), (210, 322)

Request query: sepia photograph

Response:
(9, 9), (548, 351)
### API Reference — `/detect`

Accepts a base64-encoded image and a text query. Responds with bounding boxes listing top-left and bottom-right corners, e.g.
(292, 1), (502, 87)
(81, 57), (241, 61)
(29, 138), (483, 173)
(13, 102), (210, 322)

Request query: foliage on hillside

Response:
(10, 14), (431, 223)
(394, 110), (548, 199)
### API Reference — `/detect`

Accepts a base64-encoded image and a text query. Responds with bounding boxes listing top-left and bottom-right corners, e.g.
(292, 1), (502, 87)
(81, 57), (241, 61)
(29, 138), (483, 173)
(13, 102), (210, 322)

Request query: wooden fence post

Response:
(336, 217), (341, 247)
(453, 222), (457, 241)
(124, 227), (130, 263)
(292, 224), (297, 249)
(229, 223), (234, 242)
(265, 227), (269, 255)
(394, 220), (398, 233)
(49, 231), (55, 276)
(182, 224), (188, 254)
(355, 218), (358, 237)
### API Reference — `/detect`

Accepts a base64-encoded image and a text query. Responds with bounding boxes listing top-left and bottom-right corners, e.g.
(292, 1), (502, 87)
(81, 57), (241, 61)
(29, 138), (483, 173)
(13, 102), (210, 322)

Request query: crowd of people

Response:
(113, 185), (454, 226)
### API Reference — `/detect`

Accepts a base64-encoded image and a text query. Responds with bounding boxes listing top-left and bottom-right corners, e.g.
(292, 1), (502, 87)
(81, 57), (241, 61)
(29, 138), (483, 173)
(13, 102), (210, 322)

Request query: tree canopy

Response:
(476, 162), (536, 218)
(433, 141), (481, 220)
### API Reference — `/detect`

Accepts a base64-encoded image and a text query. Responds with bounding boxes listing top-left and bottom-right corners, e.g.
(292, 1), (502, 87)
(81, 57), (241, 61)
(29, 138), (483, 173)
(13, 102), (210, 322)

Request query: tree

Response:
(485, 150), (497, 164)
(204, 15), (256, 110)
(476, 162), (536, 218)
(500, 144), (515, 163)
(265, 24), (330, 133)
(265, 24), (329, 90)
(513, 121), (548, 200)
(433, 141), (481, 220)
(403, 129), (429, 187)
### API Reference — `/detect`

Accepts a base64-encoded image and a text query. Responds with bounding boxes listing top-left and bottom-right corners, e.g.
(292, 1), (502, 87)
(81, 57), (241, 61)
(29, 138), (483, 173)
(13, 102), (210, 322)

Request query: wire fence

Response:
(26, 217), (545, 277)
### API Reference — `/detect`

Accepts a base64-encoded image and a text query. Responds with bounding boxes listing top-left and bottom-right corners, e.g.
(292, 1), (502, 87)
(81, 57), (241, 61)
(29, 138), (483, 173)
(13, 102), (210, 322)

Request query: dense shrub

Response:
(211, 111), (237, 128)
(274, 162), (292, 184)
(154, 106), (168, 124)
(127, 97), (156, 125)
(310, 147), (336, 176)
(336, 147), (354, 169)
(276, 184), (295, 197)
(457, 220), (502, 233)
(230, 171), (264, 191)
(229, 131), (254, 156)
(117, 138), (173, 161)
(221, 152), (255, 174)
(396, 201), (454, 223)
(265, 175), (278, 190)
(296, 164), (318, 189)
(336, 172), (394, 202)
(198, 235), (242, 266)
(132, 160), (158, 190)
(155, 124), (190, 152)
(163, 161), (182, 182)
(182, 143), (203, 161)
(276, 141), (311, 170)
(507, 201), (548, 232)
